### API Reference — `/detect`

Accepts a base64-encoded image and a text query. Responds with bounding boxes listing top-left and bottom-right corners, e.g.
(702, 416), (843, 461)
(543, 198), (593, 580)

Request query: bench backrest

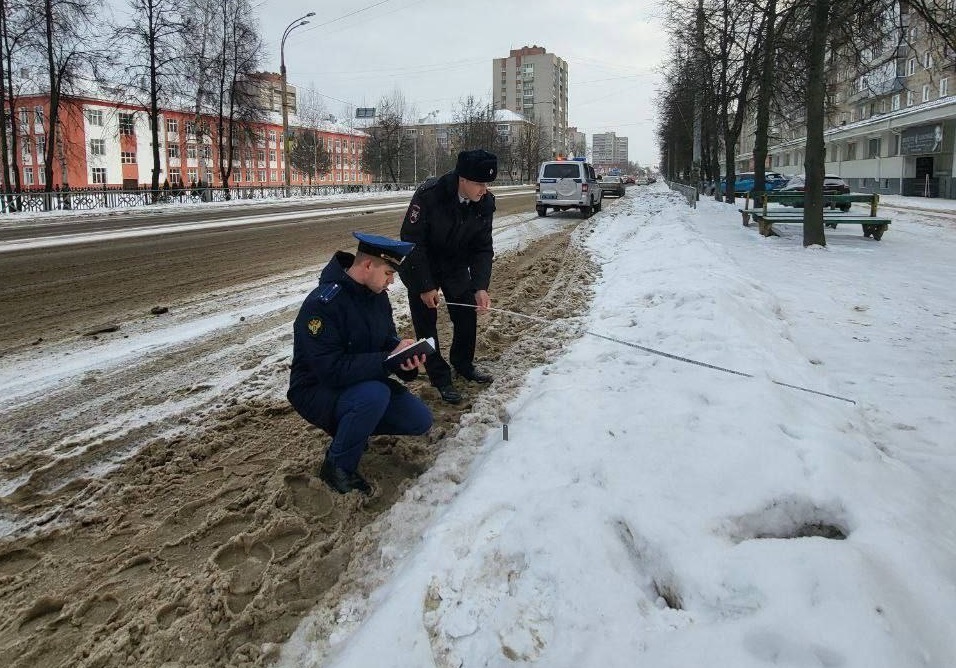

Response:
(745, 190), (880, 216)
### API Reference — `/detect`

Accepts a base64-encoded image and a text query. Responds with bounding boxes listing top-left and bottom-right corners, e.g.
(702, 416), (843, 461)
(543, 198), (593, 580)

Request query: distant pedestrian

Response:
(399, 149), (498, 404)
(287, 232), (433, 494)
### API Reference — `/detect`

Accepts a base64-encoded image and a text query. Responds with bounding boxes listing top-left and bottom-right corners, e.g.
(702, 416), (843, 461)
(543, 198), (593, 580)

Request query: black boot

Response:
(318, 457), (371, 495)
(436, 383), (462, 404)
(456, 367), (493, 384)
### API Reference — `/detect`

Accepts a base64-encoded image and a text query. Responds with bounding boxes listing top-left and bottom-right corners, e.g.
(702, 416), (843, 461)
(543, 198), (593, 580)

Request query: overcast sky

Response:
(251, 0), (666, 167)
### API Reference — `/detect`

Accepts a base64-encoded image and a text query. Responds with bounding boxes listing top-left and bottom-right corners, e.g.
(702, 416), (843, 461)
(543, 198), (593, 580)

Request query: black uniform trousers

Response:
(408, 288), (477, 387)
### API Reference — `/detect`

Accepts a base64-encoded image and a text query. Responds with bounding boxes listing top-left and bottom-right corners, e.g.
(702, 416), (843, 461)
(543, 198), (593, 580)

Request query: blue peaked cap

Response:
(353, 232), (415, 269)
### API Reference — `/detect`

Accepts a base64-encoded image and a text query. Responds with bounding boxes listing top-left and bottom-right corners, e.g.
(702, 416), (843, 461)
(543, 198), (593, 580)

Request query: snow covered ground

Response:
(2, 182), (953, 666)
(277, 185), (956, 667)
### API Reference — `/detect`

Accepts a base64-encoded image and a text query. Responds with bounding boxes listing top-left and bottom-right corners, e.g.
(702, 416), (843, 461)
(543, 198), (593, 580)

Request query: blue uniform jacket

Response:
(287, 251), (416, 433)
(398, 171), (495, 298)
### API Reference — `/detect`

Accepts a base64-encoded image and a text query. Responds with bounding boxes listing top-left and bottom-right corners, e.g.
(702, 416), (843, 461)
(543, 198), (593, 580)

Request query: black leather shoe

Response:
(436, 384), (462, 404)
(318, 458), (371, 495)
(456, 368), (493, 384)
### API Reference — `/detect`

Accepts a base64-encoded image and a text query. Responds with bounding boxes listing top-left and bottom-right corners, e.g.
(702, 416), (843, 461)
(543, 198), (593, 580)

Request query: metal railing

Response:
(0, 182), (420, 214)
(666, 180), (698, 208)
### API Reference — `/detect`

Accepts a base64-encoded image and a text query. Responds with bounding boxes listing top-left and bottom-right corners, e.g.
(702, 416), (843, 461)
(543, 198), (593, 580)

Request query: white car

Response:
(535, 159), (603, 218)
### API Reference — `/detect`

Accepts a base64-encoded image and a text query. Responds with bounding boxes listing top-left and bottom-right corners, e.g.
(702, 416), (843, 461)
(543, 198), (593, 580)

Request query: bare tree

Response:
(29, 0), (108, 201)
(0, 0), (32, 205)
(114, 0), (190, 199)
(452, 95), (499, 153)
(513, 111), (550, 182)
(360, 90), (409, 183)
(208, 0), (263, 195)
(287, 129), (330, 185)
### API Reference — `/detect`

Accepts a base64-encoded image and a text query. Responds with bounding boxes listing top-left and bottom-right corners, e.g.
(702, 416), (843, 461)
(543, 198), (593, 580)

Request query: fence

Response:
(666, 180), (698, 208)
(0, 182), (420, 214)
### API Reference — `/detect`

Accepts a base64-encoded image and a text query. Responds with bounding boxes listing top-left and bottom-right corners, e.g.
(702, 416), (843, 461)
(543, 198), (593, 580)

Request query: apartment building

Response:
(401, 109), (534, 182)
(592, 131), (629, 172)
(568, 127), (587, 159)
(4, 92), (368, 191)
(736, 5), (956, 198)
(245, 71), (298, 115)
(493, 45), (569, 158)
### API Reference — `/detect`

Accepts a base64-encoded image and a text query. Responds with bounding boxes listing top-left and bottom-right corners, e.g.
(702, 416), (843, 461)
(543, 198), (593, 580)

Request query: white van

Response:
(535, 159), (603, 218)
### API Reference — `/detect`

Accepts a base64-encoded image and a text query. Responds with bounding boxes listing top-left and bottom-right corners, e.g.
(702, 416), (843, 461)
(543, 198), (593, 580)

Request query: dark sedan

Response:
(778, 174), (852, 210)
(598, 175), (626, 197)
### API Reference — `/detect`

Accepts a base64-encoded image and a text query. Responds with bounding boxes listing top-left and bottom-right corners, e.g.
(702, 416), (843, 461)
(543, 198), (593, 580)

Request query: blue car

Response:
(720, 171), (789, 196)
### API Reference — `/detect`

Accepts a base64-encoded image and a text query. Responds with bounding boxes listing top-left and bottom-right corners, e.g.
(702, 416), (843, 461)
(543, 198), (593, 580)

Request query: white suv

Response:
(535, 159), (602, 218)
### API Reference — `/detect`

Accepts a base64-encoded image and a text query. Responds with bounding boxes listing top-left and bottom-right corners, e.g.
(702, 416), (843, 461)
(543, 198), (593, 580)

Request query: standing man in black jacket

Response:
(399, 149), (498, 404)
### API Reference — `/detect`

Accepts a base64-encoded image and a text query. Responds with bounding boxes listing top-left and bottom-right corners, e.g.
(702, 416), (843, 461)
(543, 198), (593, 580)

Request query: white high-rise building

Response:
(493, 45), (569, 158)
(592, 132), (629, 171)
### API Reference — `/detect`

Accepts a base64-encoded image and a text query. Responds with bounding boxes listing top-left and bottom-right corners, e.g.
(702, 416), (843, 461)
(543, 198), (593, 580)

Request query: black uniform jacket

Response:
(398, 171), (495, 298)
(287, 251), (416, 433)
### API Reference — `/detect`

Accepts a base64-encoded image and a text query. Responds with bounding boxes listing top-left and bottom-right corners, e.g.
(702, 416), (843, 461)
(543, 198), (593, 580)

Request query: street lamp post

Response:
(280, 12), (314, 197)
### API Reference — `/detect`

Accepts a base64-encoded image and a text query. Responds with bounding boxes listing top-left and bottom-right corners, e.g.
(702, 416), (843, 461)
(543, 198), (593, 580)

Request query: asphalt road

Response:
(0, 189), (536, 355)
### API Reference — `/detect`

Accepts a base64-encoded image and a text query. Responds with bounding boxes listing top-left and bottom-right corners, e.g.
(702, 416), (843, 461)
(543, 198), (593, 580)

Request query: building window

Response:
(922, 84), (931, 101)
(166, 118), (178, 133)
(924, 51), (934, 69)
(847, 142), (857, 160)
(269, 149), (276, 162)
(868, 138), (881, 158)
(892, 93), (901, 110)
(201, 145), (211, 160)
(187, 168), (198, 183)
(91, 167), (107, 184)
(170, 173), (182, 185)
(270, 170), (277, 182)
(168, 144), (180, 159)
(89, 138), (106, 156)
(34, 106), (44, 127)
(256, 149), (265, 163)
(187, 144), (197, 159)
(186, 121), (196, 136)
(941, 78), (949, 97)
(24, 167), (33, 185)
(118, 112), (135, 135)
(38, 169), (45, 186)
(907, 58), (916, 75)
(906, 90), (914, 106)
(258, 169), (266, 182)
(121, 151), (136, 164)
(36, 135), (45, 158)
(85, 108), (103, 126)
(268, 130), (277, 143)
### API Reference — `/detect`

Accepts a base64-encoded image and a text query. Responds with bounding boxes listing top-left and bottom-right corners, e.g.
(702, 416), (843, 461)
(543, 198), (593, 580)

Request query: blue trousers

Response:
(328, 380), (432, 472)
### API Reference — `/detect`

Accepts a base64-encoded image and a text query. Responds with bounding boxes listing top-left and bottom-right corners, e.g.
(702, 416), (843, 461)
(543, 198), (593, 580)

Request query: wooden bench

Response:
(750, 211), (891, 240)
(738, 191), (890, 240)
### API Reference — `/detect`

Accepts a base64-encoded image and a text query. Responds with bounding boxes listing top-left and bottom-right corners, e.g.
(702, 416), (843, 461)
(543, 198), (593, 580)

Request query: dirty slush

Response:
(0, 228), (597, 667)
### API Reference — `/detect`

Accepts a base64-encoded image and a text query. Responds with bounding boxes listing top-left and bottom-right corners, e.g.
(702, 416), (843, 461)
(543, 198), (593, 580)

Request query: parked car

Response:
(535, 158), (603, 217)
(777, 174), (852, 210)
(598, 175), (626, 197)
(719, 171), (788, 196)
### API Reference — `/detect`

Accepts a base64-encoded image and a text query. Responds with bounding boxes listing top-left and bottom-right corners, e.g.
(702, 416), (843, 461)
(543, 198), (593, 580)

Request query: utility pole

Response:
(280, 11), (314, 197)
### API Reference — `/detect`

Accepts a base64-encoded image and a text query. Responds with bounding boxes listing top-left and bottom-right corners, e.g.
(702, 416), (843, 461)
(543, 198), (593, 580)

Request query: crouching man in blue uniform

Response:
(287, 232), (433, 494)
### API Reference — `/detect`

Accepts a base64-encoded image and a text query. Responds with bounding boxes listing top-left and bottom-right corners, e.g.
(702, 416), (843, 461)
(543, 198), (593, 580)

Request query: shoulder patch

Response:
(317, 283), (342, 303)
(307, 317), (323, 336)
(408, 203), (421, 224)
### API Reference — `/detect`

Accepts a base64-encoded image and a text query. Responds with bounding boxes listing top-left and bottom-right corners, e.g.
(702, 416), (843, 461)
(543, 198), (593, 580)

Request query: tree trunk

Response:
(803, 0), (830, 247)
(42, 0), (59, 206)
(149, 3), (162, 202)
(753, 0), (777, 194)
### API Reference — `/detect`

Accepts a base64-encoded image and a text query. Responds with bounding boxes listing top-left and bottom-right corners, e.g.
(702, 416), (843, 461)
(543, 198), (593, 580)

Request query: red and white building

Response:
(6, 92), (370, 190)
